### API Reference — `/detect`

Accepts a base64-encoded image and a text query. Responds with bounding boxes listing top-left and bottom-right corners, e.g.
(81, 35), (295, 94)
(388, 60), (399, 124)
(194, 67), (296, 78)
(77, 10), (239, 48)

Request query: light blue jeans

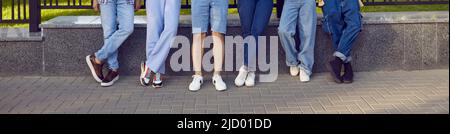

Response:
(191, 0), (229, 34)
(95, 0), (134, 70)
(278, 0), (317, 76)
(145, 0), (181, 74)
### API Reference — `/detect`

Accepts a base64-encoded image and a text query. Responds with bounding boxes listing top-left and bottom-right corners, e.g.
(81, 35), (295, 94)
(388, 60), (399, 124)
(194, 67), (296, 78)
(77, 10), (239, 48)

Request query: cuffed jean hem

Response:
(333, 51), (352, 63)
(298, 64), (312, 76)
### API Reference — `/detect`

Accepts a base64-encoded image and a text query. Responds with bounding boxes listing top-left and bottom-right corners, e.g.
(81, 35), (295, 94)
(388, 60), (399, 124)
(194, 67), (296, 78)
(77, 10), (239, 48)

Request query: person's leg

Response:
(191, 0), (209, 76)
(235, 0), (256, 87)
(210, 0), (228, 91)
(147, 0), (181, 74)
(145, 0), (164, 72)
(189, 0), (210, 91)
(335, 0), (362, 63)
(98, 0), (134, 71)
(297, 0), (317, 78)
(323, 0), (345, 83)
(94, 0), (117, 63)
(278, 0), (300, 75)
(339, 0), (362, 83)
(140, 0), (164, 87)
(86, 0), (117, 83)
(100, 0), (135, 86)
(322, 0), (344, 51)
(248, 0), (273, 71)
(210, 0), (228, 75)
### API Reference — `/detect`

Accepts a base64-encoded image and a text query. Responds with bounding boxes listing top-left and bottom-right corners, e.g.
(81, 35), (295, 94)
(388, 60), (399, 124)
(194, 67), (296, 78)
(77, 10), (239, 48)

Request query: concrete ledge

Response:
(0, 28), (43, 42)
(40, 11), (449, 29)
(1, 11), (448, 76)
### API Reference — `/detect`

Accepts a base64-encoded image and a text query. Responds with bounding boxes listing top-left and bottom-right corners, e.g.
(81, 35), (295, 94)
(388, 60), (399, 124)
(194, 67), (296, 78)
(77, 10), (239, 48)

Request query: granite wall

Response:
(0, 12), (448, 76)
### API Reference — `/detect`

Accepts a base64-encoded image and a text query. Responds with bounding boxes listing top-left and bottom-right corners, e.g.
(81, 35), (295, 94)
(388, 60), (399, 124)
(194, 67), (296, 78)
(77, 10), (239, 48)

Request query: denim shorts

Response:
(191, 0), (229, 34)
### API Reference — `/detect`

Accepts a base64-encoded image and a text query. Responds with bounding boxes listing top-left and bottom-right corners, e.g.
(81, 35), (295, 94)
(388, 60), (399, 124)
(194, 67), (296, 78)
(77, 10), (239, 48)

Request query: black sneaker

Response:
(152, 73), (163, 88)
(86, 54), (104, 83)
(101, 69), (119, 87)
(327, 57), (344, 83)
(343, 62), (354, 83)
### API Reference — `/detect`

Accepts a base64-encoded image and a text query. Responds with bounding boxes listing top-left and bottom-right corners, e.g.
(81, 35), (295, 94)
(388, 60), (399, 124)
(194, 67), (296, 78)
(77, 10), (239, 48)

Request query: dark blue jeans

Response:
(322, 0), (362, 63)
(237, 0), (274, 71)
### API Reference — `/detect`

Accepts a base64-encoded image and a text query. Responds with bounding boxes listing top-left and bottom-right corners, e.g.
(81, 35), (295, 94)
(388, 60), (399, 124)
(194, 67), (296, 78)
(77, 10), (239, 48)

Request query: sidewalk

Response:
(0, 69), (448, 114)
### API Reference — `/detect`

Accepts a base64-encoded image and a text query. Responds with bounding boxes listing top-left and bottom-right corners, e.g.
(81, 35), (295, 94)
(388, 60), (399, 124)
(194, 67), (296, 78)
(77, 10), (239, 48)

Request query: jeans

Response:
(322, 0), (362, 63)
(278, 0), (317, 76)
(237, 0), (273, 71)
(95, 0), (134, 70)
(145, 0), (181, 74)
(191, 0), (229, 34)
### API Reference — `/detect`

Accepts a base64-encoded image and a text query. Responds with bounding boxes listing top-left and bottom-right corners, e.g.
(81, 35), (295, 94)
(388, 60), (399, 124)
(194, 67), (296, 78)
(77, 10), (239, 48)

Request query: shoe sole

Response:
(152, 82), (163, 88)
(326, 62), (343, 84)
(189, 84), (201, 92)
(86, 55), (102, 83)
(213, 80), (227, 91)
(245, 83), (255, 87)
(100, 76), (119, 87)
(343, 80), (353, 84)
(139, 62), (151, 86)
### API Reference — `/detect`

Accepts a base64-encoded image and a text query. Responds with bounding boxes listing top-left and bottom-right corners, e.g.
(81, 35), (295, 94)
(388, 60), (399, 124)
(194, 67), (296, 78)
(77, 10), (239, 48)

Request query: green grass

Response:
(1, 0), (448, 28)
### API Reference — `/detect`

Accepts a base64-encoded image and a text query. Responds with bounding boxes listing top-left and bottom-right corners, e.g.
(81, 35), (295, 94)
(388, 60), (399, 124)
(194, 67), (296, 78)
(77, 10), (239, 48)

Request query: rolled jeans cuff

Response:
(333, 51), (352, 63)
(298, 65), (312, 76)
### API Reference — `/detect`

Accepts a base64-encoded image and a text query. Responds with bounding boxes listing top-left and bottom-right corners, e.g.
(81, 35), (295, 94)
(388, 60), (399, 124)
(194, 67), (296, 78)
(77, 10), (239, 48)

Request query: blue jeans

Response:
(145, 0), (181, 74)
(191, 0), (229, 34)
(237, 0), (274, 71)
(95, 0), (134, 70)
(278, 0), (317, 76)
(322, 0), (362, 63)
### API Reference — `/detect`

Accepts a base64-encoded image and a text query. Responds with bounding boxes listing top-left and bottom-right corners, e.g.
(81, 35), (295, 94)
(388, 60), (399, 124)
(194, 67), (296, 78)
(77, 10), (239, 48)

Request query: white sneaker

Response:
(189, 75), (203, 91)
(234, 66), (248, 87)
(245, 71), (255, 87)
(299, 68), (311, 82)
(290, 66), (300, 76)
(212, 75), (227, 91)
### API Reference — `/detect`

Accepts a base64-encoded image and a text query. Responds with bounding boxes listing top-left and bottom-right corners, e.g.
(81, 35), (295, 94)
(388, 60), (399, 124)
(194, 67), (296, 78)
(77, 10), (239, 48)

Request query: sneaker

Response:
(140, 62), (153, 86)
(290, 66), (300, 76)
(101, 69), (119, 87)
(299, 68), (310, 82)
(189, 75), (203, 91)
(234, 66), (248, 87)
(86, 54), (104, 83)
(245, 71), (255, 87)
(212, 75), (227, 91)
(342, 62), (354, 83)
(327, 57), (344, 83)
(152, 73), (163, 88)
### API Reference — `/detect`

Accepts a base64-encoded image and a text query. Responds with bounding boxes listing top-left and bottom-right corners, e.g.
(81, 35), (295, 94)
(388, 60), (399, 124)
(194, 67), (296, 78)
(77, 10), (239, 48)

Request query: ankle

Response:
(213, 71), (221, 76)
(194, 71), (202, 76)
(94, 58), (102, 65)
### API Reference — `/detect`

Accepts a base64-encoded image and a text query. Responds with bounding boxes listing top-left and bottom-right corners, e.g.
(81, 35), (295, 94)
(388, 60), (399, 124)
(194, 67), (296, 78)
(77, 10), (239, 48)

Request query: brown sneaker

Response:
(86, 54), (104, 83)
(101, 69), (119, 87)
